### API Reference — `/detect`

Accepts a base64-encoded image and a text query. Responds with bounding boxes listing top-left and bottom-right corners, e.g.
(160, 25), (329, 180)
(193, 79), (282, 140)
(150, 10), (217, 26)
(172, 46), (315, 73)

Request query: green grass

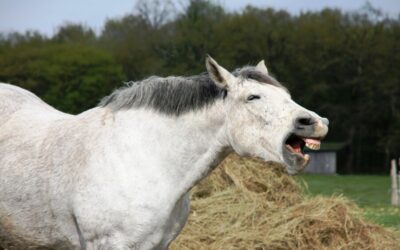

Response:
(295, 174), (400, 230)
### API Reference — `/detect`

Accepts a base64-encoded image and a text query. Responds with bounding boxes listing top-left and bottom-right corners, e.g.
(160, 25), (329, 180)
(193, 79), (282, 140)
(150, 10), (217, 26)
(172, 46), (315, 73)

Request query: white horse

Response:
(0, 56), (328, 249)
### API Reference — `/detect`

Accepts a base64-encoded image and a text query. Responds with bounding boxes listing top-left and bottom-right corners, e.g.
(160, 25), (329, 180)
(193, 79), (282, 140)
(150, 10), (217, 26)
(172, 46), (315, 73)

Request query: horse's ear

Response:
(206, 55), (234, 89)
(256, 60), (269, 75)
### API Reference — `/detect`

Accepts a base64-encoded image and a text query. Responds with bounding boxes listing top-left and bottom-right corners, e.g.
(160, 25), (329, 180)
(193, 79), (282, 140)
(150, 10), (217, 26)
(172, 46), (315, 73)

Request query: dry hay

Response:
(170, 154), (400, 250)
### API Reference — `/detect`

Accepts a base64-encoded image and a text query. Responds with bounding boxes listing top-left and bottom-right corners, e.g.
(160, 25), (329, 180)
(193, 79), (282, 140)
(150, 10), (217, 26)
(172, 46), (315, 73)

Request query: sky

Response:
(0, 0), (399, 36)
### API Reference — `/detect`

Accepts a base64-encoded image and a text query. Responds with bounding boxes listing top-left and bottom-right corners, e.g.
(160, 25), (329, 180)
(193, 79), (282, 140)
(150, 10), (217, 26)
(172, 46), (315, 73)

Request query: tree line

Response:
(0, 0), (399, 173)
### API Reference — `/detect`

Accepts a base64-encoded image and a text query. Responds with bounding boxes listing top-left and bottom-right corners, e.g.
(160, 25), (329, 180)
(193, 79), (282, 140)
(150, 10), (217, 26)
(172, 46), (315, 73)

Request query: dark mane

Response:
(99, 73), (227, 116)
(99, 67), (285, 116)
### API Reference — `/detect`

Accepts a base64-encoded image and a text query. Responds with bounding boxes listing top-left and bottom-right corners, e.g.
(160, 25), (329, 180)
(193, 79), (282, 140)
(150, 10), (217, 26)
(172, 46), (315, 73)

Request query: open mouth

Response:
(283, 133), (322, 168)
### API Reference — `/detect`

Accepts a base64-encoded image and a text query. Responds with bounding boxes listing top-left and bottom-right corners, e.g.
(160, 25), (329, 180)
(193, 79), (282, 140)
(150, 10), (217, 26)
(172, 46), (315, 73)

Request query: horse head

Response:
(206, 56), (329, 174)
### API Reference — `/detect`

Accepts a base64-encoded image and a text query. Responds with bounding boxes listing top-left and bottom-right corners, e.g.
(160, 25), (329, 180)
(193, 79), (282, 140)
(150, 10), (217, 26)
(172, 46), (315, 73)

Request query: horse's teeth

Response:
(306, 142), (320, 150)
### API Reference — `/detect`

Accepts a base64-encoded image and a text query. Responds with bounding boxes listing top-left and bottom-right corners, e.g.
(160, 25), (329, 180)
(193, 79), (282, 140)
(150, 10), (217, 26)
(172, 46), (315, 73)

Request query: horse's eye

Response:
(247, 95), (261, 101)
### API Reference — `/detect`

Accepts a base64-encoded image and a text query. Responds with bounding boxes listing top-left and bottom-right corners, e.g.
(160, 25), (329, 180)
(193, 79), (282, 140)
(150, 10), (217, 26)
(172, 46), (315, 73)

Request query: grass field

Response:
(296, 174), (400, 230)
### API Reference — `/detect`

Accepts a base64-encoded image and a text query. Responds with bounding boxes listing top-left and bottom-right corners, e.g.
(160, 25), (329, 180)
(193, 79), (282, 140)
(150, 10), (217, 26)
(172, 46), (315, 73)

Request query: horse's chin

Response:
(284, 153), (310, 175)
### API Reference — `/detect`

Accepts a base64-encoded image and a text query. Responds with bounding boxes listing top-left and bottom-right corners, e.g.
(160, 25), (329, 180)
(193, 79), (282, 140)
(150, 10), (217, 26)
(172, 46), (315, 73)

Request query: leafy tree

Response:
(161, 0), (228, 75)
(53, 23), (96, 44)
(0, 42), (125, 114)
(100, 14), (167, 79)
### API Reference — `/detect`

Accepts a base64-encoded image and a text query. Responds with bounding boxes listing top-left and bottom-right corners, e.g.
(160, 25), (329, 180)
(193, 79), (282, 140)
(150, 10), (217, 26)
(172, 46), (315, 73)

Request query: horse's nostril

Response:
(297, 117), (314, 127)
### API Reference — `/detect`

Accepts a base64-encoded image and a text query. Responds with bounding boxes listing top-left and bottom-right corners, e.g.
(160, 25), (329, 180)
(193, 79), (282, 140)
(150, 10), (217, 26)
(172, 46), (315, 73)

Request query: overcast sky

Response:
(0, 0), (399, 36)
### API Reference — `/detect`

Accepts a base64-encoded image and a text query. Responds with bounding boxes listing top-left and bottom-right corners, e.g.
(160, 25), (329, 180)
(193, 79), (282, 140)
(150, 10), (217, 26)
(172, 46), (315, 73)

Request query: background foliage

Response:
(0, 0), (399, 173)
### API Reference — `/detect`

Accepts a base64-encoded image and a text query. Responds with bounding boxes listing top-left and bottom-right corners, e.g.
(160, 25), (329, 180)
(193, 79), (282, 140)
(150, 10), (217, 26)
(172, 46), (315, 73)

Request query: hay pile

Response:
(170, 154), (400, 250)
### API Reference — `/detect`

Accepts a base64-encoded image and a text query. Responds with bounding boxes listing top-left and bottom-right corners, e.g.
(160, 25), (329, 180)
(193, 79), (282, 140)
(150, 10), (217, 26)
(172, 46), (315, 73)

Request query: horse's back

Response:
(0, 83), (68, 126)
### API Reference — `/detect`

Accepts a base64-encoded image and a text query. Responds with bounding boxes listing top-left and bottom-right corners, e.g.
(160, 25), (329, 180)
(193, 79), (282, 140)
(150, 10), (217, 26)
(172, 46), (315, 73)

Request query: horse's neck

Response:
(111, 104), (230, 194)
